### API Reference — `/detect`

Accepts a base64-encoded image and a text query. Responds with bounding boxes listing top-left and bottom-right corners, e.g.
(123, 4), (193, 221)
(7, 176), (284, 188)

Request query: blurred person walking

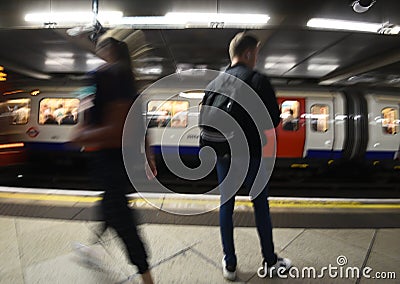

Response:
(72, 37), (155, 284)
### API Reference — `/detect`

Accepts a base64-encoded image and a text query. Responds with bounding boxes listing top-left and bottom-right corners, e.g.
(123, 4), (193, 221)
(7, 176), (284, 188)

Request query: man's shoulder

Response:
(249, 71), (274, 91)
(251, 70), (270, 83)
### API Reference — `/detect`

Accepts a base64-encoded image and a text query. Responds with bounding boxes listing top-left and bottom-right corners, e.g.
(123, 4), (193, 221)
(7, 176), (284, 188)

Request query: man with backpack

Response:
(199, 32), (291, 281)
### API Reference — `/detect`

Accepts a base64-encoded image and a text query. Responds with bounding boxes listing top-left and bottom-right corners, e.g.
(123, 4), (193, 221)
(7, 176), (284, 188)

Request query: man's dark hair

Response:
(229, 32), (259, 60)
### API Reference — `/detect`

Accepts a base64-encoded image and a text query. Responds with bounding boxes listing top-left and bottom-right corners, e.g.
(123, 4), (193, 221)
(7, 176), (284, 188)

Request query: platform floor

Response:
(0, 215), (399, 284)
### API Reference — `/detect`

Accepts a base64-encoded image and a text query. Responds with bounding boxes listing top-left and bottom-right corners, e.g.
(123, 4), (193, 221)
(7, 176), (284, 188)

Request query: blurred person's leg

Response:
(98, 149), (151, 276)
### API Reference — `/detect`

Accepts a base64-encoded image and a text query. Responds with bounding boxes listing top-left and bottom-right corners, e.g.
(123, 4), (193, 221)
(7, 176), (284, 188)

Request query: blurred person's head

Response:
(96, 37), (131, 66)
(229, 32), (260, 69)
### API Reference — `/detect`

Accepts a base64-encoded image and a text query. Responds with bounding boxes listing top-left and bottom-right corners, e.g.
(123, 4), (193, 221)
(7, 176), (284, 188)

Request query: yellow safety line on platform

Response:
(0, 192), (399, 209)
(0, 192), (101, 203)
(159, 199), (400, 209)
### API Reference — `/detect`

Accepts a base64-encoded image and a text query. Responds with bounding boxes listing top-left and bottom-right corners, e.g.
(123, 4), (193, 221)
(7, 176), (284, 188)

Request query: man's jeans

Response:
(216, 155), (277, 268)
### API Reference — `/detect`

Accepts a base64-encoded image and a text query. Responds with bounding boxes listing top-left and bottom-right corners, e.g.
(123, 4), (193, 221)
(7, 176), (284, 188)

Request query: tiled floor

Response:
(0, 216), (398, 283)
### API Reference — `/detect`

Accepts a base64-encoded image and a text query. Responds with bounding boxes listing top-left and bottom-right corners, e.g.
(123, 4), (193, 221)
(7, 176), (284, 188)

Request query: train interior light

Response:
(179, 92), (205, 99)
(0, 66), (7, 82)
(30, 90), (40, 96)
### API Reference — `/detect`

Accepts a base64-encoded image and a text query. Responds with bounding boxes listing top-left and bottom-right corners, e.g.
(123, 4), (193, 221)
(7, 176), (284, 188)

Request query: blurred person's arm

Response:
(70, 100), (131, 149)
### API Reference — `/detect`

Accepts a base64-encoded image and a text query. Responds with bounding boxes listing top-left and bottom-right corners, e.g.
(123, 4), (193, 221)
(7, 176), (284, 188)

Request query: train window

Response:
(147, 100), (189, 128)
(381, 107), (399, 135)
(39, 98), (79, 125)
(280, 100), (299, 131)
(311, 104), (329, 132)
(0, 98), (31, 125)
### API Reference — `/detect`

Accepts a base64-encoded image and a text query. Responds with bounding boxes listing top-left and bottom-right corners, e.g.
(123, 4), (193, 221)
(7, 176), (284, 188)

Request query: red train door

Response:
(275, 97), (306, 158)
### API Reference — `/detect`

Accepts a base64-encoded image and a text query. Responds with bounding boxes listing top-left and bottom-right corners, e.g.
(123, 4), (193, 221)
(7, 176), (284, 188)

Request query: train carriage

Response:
(0, 87), (88, 168)
(145, 86), (399, 180)
(365, 93), (400, 161)
(0, 84), (399, 181)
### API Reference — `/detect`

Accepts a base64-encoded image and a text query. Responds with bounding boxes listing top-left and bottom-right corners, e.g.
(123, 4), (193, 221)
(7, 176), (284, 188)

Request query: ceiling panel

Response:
(0, 0), (399, 89)
(280, 31), (400, 78)
(259, 29), (349, 76)
(0, 29), (97, 74)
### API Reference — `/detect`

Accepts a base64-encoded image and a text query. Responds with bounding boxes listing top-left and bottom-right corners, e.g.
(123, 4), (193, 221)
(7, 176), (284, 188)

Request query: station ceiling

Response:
(0, 0), (399, 90)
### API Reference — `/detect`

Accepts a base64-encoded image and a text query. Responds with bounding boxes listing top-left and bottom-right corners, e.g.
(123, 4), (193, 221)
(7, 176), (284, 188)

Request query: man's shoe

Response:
(272, 257), (292, 272)
(222, 257), (237, 281)
(259, 257), (292, 278)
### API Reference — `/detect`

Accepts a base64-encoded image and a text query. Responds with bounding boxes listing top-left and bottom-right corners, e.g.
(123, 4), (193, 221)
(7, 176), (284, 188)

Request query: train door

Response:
(276, 98), (305, 158)
(365, 94), (400, 160)
(304, 97), (334, 158)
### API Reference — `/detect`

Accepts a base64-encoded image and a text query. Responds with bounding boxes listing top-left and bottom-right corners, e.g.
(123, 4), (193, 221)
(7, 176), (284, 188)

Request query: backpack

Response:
(199, 70), (255, 149)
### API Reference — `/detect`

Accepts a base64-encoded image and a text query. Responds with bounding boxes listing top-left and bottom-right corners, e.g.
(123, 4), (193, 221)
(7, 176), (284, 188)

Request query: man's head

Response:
(229, 32), (260, 69)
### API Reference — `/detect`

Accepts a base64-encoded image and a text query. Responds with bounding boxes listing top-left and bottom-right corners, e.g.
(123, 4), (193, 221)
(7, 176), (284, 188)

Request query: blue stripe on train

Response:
(151, 147), (396, 160)
(24, 142), (81, 151)
(305, 150), (342, 159)
(154, 147), (345, 159)
(307, 150), (395, 160)
(365, 151), (395, 160)
(151, 145), (200, 155)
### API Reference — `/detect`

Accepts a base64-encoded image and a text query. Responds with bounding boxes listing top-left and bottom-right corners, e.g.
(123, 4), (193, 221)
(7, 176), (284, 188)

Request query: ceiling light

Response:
(46, 52), (74, 58)
(24, 11), (122, 25)
(136, 66), (163, 75)
(264, 56), (296, 70)
(307, 64), (339, 72)
(307, 18), (400, 34)
(307, 18), (380, 32)
(113, 16), (185, 28)
(265, 62), (296, 70)
(352, 0), (376, 13)
(45, 58), (74, 66)
(86, 58), (105, 65)
(165, 12), (270, 28)
(111, 12), (269, 29)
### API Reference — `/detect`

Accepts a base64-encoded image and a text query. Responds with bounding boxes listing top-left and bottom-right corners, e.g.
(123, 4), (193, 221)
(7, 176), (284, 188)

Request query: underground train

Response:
(0, 86), (89, 168)
(0, 84), (399, 177)
(145, 87), (400, 177)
